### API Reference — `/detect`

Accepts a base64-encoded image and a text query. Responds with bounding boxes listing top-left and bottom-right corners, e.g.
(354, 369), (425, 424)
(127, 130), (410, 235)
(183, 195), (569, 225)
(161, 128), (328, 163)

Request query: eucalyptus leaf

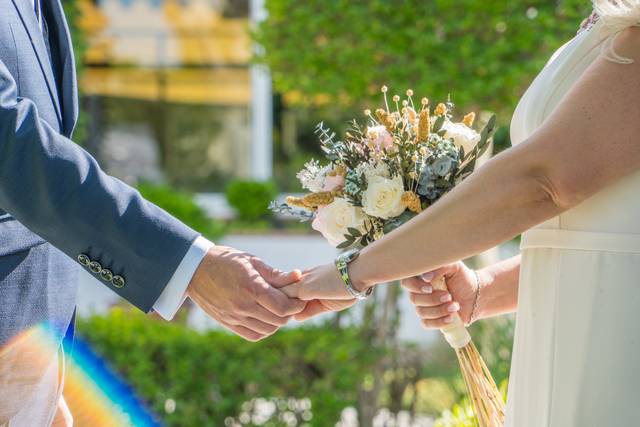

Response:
(383, 211), (418, 234)
(347, 227), (362, 237)
(337, 240), (353, 249)
(456, 158), (476, 179)
(433, 115), (445, 133)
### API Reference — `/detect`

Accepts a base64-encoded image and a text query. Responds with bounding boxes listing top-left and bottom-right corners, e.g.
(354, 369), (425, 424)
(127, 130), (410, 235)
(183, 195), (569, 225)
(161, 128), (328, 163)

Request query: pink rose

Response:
(366, 125), (394, 152)
(323, 174), (345, 191)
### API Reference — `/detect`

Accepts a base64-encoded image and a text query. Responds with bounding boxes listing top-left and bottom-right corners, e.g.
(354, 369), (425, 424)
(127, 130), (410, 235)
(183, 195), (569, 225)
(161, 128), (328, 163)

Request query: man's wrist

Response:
(187, 245), (236, 295)
(154, 236), (214, 320)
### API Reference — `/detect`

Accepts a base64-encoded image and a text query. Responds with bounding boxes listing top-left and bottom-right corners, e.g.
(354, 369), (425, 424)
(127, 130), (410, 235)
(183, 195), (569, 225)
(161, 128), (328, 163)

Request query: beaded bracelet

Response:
(468, 270), (482, 325)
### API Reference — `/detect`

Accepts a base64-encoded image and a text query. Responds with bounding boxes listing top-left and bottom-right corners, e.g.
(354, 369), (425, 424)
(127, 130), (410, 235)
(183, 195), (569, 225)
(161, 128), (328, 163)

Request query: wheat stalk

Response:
(433, 278), (505, 427)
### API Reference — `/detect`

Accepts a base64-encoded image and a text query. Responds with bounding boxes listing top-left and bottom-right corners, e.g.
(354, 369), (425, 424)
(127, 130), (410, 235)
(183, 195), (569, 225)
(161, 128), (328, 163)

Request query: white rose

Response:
(442, 121), (481, 153)
(362, 174), (406, 219)
(312, 198), (365, 247)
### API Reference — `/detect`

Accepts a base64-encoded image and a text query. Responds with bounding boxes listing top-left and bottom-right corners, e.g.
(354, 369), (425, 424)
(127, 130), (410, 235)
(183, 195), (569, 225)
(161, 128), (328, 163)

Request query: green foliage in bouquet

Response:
(138, 182), (225, 240)
(254, 0), (592, 119)
(225, 179), (279, 222)
(77, 309), (380, 427)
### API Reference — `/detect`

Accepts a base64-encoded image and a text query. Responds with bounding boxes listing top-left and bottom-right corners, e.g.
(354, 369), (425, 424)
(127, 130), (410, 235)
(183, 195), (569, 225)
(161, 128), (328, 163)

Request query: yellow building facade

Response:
(78, 0), (252, 105)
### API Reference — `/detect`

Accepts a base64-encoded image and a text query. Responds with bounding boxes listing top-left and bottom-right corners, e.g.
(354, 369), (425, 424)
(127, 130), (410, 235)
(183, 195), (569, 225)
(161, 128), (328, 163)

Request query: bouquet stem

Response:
(432, 278), (505, 427)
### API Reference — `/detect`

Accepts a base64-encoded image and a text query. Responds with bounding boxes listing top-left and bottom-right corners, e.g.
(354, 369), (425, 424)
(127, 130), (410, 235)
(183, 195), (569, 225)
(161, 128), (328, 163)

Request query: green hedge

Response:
(225, 180), (278, 222)
(255, 0), (592, 119)
(77, 309), (380, 426)
(77, 310), (514, 425)
(138, 182), (225, 240)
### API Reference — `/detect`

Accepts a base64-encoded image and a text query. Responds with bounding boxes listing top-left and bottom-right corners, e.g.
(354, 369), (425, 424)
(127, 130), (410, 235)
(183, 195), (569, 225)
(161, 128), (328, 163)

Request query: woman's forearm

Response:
(475, 255), (521, 320)
(350, 141), (560, 288)
(350, 30), (640, 290)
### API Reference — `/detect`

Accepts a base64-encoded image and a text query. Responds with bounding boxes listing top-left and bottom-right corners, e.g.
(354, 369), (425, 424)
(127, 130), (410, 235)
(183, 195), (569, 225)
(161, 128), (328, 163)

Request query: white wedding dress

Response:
(507, 4), (640, 426)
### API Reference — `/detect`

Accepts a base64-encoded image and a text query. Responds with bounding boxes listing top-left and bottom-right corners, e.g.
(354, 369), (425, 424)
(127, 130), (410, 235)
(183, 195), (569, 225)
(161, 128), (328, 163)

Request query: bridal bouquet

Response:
(271, 86), (496, 249)
(272, 87), (504, 427)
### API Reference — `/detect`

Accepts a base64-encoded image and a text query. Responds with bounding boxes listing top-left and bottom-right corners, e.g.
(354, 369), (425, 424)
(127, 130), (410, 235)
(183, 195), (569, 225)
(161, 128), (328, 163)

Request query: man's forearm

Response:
(475, 255), (521, 320)
(0, 59), (198, 311)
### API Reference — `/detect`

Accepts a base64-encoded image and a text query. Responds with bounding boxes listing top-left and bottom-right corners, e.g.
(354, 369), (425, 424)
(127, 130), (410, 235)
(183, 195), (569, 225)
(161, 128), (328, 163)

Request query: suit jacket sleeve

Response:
(0, 58), (200, 312)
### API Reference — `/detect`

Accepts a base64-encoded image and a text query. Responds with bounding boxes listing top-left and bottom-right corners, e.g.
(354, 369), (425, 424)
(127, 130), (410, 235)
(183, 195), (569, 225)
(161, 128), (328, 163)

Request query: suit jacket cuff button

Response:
(100, 269), (113, 282)
(112, 275), (125, 288)
(89, 261), (102, 274)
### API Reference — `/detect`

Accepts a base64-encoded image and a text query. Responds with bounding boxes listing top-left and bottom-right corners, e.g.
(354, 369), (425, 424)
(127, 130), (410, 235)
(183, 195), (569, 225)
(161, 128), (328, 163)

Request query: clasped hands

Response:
(188, 246), (476, 341)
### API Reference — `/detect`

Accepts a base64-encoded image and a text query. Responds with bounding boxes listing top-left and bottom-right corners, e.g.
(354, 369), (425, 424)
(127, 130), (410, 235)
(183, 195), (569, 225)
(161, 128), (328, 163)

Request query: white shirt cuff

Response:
(152, 236), (215, 320)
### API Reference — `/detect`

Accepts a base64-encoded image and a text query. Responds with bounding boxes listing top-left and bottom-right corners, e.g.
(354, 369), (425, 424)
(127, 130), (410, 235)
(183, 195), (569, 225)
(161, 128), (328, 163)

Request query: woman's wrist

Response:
(473, 256), (521, 319)
(348, 253), (377, 292)
(471, 268), (493, 321)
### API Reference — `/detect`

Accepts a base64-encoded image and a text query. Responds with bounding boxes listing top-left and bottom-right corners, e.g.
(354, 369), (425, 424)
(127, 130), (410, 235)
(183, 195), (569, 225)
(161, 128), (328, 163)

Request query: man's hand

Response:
(187, 246), (306, 341)
(279, 263), (361, 321)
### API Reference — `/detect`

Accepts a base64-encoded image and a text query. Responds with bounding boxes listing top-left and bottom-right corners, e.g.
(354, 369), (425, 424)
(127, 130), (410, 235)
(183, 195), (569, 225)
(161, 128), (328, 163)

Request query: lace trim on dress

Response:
(591, 0), (640, 64)
(579, 11), (600, 33)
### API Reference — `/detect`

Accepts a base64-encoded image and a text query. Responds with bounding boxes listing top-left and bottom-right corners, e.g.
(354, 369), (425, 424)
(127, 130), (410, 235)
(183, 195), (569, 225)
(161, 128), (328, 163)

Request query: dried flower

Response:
(419, 146), (429, 156)
(393, 95), (400, 102)
(406, 89), (414, 97)
(434, 103), (448, 116)
(376, 108), (396, 134)
(463, 112), (476, 127)
(401, 191), (423, 213)
(286, 196), (309, 210)
(364, 109), (372, 116)
(306, 191), (337, 208)
(328, 165), (347, 177)
(421, 97), (429, 106)
(406, 107), (417, 124)
(287, 192), (336, 210)
(381, 85), (388, 93)
(418, 109), (430, 142)
(297, 160), (329, 192)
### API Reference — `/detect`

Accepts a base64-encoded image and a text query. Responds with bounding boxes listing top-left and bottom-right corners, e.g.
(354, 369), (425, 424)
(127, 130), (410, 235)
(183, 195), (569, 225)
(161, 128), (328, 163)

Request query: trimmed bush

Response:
(225, 180), (278, 222)
(77, 309), (379, 426)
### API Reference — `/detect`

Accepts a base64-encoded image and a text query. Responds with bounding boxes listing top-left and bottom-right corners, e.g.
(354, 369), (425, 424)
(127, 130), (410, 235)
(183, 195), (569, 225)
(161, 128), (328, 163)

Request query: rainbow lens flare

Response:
(1, 324), (162, 426)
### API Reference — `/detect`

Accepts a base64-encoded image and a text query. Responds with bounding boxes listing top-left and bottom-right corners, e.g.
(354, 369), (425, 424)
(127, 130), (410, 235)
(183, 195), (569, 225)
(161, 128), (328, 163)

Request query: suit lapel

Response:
(46, 0), (78, 136)
(10, 0), (63, 128)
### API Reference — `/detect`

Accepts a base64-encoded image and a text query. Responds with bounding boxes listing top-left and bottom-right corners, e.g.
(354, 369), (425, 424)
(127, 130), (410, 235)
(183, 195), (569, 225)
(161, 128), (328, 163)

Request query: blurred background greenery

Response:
(61, 0), (591, 425)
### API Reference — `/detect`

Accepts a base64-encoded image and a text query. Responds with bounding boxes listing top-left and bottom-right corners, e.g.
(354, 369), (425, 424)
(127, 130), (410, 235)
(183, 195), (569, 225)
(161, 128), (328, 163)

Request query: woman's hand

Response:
(280, 263), (370, 300)
(279, 263), (365, 320)
(293, 299), (358, 320)
(401, 261), (479, 328)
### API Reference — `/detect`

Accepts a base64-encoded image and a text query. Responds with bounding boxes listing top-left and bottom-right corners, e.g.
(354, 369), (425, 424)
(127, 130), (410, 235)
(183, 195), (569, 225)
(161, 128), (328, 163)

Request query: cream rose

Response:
(312, 198), (365, 247)
(442, 121), (481, 153)
(362, 174), (406, 219)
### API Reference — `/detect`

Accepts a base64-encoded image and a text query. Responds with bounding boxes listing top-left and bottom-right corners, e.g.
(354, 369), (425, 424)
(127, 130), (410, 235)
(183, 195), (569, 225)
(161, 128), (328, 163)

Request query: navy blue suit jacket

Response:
(0, 0), (199, 332)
